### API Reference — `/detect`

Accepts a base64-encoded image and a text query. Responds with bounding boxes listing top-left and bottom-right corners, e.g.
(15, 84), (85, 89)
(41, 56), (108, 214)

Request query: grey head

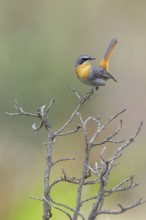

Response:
(75, 55), (96, 67)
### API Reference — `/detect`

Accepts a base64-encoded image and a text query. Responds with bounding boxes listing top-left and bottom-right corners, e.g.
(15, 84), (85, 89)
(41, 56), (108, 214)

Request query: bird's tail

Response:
(99, 38), (117, 71)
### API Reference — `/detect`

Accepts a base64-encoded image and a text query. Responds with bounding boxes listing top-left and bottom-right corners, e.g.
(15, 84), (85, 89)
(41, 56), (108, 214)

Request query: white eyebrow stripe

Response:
(82, 56), (90, 59)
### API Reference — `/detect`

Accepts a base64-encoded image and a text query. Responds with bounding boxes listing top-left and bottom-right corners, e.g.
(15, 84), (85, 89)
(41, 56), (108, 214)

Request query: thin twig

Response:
(84, 116), (100, 128)
(98, 198), (145, 215)
(108, 121), (143, 163)
(73, 111), (91, 220)
(81, 195), (98, 205)
(54, 87), (95, 136)
(53, 157), (75, 166)
(45, 99), (55, 114)
(92, 119), (124, 146)
(50, 197), (85, 220)
(90, 109), (126, 146)
(29, 196), (43, 201)
(6, 89), (144, 220)
(105, 175), (139, 196)
(55, 125), (81, 137)
(43, 196), (72, 220)
(5, 99), (38, 117)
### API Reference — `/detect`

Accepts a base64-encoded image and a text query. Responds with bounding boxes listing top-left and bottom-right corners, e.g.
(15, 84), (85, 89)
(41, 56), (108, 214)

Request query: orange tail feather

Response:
(99, 38), (117, 71)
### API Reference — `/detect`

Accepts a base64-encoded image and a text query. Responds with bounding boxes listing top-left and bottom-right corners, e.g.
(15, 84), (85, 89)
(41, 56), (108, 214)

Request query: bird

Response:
(75, 38), (117, 89)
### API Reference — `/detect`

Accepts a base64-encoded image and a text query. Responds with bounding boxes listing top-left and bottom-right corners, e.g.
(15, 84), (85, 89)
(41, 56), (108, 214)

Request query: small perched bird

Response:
(75, 38), (117, 88)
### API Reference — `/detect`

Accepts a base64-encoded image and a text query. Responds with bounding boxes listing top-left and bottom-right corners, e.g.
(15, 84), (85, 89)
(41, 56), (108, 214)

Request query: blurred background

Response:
(0, 0), (146, 219)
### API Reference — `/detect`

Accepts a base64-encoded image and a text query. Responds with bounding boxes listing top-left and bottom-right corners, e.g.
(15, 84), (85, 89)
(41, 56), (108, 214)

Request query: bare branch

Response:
(45, 99), (55, 114)
(54, 87), (95, 136)
(32, 122), (43, 134)
(77, 112), (88, 147)
(101, 109), (127, 131)
(50, 174), (99, 191)
(43, 196), (72, 220)
(90, 109), (126, 146)
(69, 86), (81, 101)
(98, 198), (145, 215)
(5, 99), (38, 117)
(73, 110), (91, 220)
(109, 121), (143, 163)
(55, 125), (81, 137)
(81, 195), (98, 205)
(84, 177), (100, 185)
(53, 157), (75, 166)
(86, 163), (100, 177)
(105, 175), (139, 196)
(29, 196), (43, 201)
(92, 120), (124, 146)
(6, 88), (144, 220)
(84, 116), (100, 128)
(50, 168), (91, 191)
(50, 197), (85, 220)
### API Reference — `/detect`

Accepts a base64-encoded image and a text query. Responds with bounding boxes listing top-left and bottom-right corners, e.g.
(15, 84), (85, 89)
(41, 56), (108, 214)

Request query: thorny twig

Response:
(6, 88), (144, 220)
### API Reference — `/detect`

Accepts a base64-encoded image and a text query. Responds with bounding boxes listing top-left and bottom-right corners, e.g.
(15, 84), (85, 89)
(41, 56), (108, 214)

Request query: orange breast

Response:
(76, 63), (91, 80)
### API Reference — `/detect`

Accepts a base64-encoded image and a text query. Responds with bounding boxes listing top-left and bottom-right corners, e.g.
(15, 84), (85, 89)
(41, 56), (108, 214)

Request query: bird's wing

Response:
(91, 66), (117, 82)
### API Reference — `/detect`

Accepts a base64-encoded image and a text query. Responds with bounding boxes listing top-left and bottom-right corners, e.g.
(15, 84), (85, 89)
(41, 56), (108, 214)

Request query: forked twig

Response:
(6, 88), (144, 220)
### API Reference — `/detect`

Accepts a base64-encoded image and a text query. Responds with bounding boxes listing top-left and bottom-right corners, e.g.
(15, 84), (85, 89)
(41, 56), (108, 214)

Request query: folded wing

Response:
(91, 66), (117, 82)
